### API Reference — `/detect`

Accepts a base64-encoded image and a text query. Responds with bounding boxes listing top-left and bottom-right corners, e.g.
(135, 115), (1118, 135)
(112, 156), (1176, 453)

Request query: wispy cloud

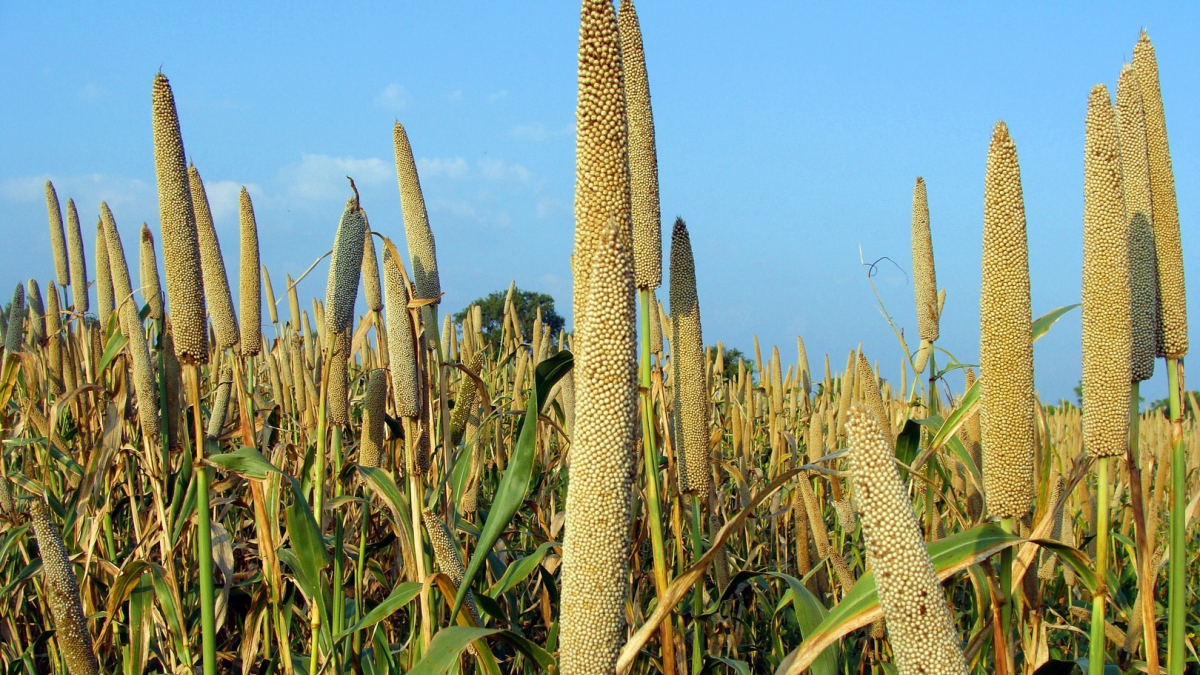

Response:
(487, 90), (507, 103)
(77, 83), (104, 101)
(477, 157), (530, 183)
(280, 154), (390, 201)
(510, 123), (572, 142)
(417, 156), (469, 180)
(2, 173), (151, 211)
(376, 83), (410, 111)
(429, 198), (477, 218)
(536, 197), (569, 219)
(203, 180), (265, 224)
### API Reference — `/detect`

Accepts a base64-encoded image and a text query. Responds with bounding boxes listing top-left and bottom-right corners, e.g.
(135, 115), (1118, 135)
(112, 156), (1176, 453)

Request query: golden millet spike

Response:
(325, 197), (367, 337)
(4, 285), (24, 355)
(101, 203), (162, 445)
(1115, 64), (1158, 383)
(1081, 84), (1132, 459)
(451, 352), (484, 446)
(46, 281), (64, 395)
(856, 351), (893, 445)
(188, 164), (240, 350)
(423, 508), (482, 633)
(1133, 31), (1187, 358)
(207, 367), (233, 439)
(66, 198), (89, 314)
(139, 224), (165, 321)
(45, 181), (69, 286)
(29, 501), (101, 675)
(845, 405), (969, 675)
(239, 188), (262, 356)
(163, 320), (183, 449)
(262, 265), (279, 326)
(393, 121), (441, 304)
(360, 368), (388, 469)
(26, 280), (45, 347)
(286, 273), (300, 334)
(327, 329), (350, 427)
(912, 177), (939, 346)
(980, 121), (1035, 519)
(361, 224), (383, 313)
(95, 219), (114, 331)
(670, 218), (712, 496)
(560, 213), (638, 674)
(151, 72), (209, 364)
(618, 0), (661, 291)
(383, 248), (419, 418)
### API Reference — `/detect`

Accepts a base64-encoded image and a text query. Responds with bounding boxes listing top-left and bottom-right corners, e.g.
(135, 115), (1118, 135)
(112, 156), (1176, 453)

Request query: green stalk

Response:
(925, 350), (938, 541)
(1089, 456), (1111, 675)
(405, 417), (432, 652)
(690, 494), (704, 674)
(354, 487), (370, 665)
(332, 426), (345, 661)
(1128, 381), (1162, 674)
(186, 364), (218, 675)
(638, 289), (675, 672)
(999, 516), (1014, 673)
(1166, 358), (1186, 675)
(309, 345), (333, 675)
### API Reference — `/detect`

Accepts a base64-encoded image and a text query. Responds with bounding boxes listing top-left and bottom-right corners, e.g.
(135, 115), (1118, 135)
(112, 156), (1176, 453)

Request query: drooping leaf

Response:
(336, 582), (421, 641)
(208, 446), (285, 481)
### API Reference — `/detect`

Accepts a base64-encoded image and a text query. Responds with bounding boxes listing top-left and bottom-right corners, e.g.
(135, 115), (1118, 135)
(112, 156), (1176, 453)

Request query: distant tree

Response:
(454, 287), (565, 346)
(712, 346), (755, 381)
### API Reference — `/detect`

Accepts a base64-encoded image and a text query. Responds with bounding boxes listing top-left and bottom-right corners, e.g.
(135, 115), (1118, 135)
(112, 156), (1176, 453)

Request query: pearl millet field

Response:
(0, 2), (1195, 675)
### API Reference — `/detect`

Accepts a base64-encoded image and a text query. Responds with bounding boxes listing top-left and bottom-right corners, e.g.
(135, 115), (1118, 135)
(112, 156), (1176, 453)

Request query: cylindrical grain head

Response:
(383, 248), (419, 417)
(1081, 85), (1132, 459)
(423, 508), (482, 627)
(188, 164), (240, 350)
(29, 501), (101, 675)
(46, 281), (64, 394)
(980, 121), (1035, 519)
(206, 367), (233, 439)
(5, 285), (24, 355)
(46, 181), (70, 286)
(1038, 476), (1065, 580)
(360, 368), (387, 469)
(451, 352), (483, 446)
(95, 219), (114, 331)
(139, 225), (165, 321)
(856, 351), (893, 444)
(262, 265), (279, 326)
(361, 225), (383, 313)
(393, 122), (441, 303)
(570, 0), (631, 352)
(912, 177), (940, 344)
(152, 73), (209, 363)
(325, 197), (367, 336)
(26, 279), (46, 346)
(1116, 64), (1159, 382)
(286, 273), (300, 333)
(239, 188), (262, 356)
(648, 290), (663, 355)
(669, 218), (711, 495)
(845, 405), (969, 675)
(327, 329), (350, 427)
(560, 212), (638, 675)
(412, 422), (431, 476)
(289, 335), (308, 417)
(618, 0), (661, 290)
(797, 335), (812, 399)
(66, 199), (89, 314)
(1133, 32), (1187, 358)
(101, 203), (162, 444)
(163, 320), (182, 449)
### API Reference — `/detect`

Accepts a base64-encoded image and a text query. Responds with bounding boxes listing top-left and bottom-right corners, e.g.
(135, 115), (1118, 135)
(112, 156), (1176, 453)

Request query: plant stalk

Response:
(1089, 456), (1111, 675)
(185, 363), (218, 675)
(1166, 357), (1185, 675)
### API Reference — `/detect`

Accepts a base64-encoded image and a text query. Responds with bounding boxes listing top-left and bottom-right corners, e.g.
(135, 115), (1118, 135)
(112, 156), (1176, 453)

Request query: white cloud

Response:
(77, 84), (104, 101)
(417, 156), (469, 180)
(510, 123), (572, 142)
(203, 180), (265, 224)
(487, 90), (507, 103)
(536, 197), (569, 219)
(281, 154), (390, 201)
(477, 158), (530, 184)
(376, 83), (410, 111)
(2, 173), (150, 211)
(429, 198), (476, 218)
(447, 90), (463, 103)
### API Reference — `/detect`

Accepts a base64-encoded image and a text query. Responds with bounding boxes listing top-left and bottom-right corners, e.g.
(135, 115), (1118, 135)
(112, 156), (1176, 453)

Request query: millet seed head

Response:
(571, 0), (631, 352)
(912, 177), (940, 343)
(979, 121), (1035, 519)
(325, 197), (367, 337)
(45, 181), (70, 286)
(393, 121), (441, 303)
(327, 329), (350, 427)
(66, 199), (89, 314)
(262, 264), (279, 326)
(1081, 85), (1132, 459)
(856, 351), (893, 444)
(152, 73), (209, 364)
(560, 212), (638, 675)
(361, 224), (383, 313)
(360, 368), (388, 469)
(1133, 31), (1187, 359)
(46, 280), (62, 336)
(423, 508), (482, 627)
(26, 279), (46, 347)
(239, 188), (262, 356)
(139, 224), (165, 321)
(383, 248), (419, 418)
(845, 405), (969, 675)
(206, 368), (233, 440)
(1115, 65), (1159, 382)
(94, 219), (114, 331)
(5, 285), (24, 355)
(188, 164), (240, 350)
(28, 501), (101, 675)
(451, 352), (484, 446)
(618, 0), (662, 291)
(669, 218), (711, 496)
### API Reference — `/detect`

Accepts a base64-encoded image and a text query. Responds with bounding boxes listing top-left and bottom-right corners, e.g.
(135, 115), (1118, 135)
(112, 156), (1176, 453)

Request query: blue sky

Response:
(2, 2), (1197, 405)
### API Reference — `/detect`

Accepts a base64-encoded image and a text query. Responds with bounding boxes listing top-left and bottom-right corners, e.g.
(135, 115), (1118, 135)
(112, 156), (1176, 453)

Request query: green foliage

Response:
(453, 287), (565, 346)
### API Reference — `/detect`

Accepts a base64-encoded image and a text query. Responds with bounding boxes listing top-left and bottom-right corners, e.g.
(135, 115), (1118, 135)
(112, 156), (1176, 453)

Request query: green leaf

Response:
(1032, 304), (1080, 342)
(283, 487), (329, 624)
(97, 329), (128, 374)
(358, 465), (409, 526)
(208, 446), (285, 480)
(335, 582), (421, 641)
(1028, 539), (1100, 594)
(487, 541), (558, 597)
(893, 419), (921, 466)
(776, 523), (1021, 675)
(451, 352), (572, 623)
(699, 656), (753, 675)
(408, 627), (498, 675)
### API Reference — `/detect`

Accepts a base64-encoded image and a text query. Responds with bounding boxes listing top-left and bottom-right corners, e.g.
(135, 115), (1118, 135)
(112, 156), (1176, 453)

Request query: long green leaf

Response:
(335, 582), (421, 641)
(1032, 304), (1079, 342)
(451, 351), (572, 623)
(776, 523), (1021, 675)
(97, 329), (128, 373)
(208, 446), (285, 481)
(487, 541), (558, 597)
(407, 627), (498, 675)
